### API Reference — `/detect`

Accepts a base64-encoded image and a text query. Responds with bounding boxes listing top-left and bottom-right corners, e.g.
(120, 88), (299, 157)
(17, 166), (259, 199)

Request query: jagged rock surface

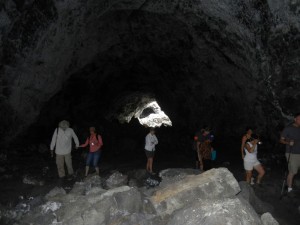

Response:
(1, 168), (279, 225)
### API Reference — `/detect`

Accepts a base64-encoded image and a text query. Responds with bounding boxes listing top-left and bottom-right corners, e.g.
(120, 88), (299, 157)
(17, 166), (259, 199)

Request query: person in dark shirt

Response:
(280, 113), (300, 193)
(197, 127), (214, 171)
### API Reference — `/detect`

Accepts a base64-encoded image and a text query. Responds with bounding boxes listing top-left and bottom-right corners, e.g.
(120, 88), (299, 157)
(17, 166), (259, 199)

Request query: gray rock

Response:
(150, 168), (240, 216)
(238, 181), (274, 214)
(105, 171), (128, 189)
(159, 168), (201, 187)
(261, 212), (279, 225)
(167, 198), (262, 225)
(22, 175), (45, 186)
(45, 187), (66, 200)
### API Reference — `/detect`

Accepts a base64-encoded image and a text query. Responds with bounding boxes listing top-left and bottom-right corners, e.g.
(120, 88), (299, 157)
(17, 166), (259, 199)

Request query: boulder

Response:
(159, 168), (201, 188)
(150, 168), (240, 216)
(22, 175), (44, 186)
(261, 212), (279, 225)
(45, 187), (66, 200)
(105, 171), (128, 189)
(238, 181), (274, 214)
(167, 198), (262, 225)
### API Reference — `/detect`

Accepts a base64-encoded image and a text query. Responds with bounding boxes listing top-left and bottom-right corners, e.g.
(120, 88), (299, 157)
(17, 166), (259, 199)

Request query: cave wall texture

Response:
(0, 0), (300, 147)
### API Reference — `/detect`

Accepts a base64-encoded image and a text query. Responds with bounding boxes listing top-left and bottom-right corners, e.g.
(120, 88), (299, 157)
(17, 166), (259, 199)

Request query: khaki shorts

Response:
(286, 153), (300, 174)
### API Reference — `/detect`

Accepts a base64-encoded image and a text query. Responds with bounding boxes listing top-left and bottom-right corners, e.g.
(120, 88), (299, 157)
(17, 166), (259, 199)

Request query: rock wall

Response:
(0, 0), (300, 144)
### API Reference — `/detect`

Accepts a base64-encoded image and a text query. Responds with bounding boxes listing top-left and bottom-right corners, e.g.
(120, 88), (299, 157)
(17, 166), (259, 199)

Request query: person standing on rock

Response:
(280, 113), (300, 193)
(243, 133), (265, 185)
(79, 127), (103, 177)
(193, 130), (202, 169)
(198, 127), (213, 171)
(50, 120), (79, 179)
(145, 128), (158, 175)
(241, 127), (253, 160)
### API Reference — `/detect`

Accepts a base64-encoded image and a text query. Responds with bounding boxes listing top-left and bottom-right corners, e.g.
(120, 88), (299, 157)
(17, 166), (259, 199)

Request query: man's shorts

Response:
(244, 159), (261, 171)
(145, 149), (155, 158)
(286, 153), (300, 174)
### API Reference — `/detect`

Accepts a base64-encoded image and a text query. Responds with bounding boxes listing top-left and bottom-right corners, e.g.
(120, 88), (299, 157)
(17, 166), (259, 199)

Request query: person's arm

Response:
(196, 141), (200, 152)
(245, 142), (257, 153)
(72, 130), (80, 148)
(241, 136), (247, 159)
(50, 129), (58, 151)
(96, 135), (103, 148)
(153, 135), (158, 145)
(80, 138), (89, 148)
(280, 128), (294, 145)
(145, 134), (151, 146)
(50, 129), (58, 157)
(279, 136), (293, 145)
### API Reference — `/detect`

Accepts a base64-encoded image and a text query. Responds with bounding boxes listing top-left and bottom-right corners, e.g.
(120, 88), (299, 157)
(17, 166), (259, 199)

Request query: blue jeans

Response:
(86, 151), (101, 168)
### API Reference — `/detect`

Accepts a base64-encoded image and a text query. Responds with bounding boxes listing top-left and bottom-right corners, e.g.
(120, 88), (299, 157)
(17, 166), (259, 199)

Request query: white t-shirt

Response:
(145, 133), (158, 151)
(244, 142), (258, 161)
(50, 128), (79, 155)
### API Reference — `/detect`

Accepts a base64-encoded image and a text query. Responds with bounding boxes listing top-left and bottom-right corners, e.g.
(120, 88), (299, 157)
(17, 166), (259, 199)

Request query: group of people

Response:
(50, 120), (159, 178)
(50, 120), (103, 178)
(240, 112), (300, 193)
(50, 113), (300, 193)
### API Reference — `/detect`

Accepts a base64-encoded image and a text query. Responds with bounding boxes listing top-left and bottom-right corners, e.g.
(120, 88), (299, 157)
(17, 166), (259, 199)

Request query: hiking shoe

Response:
(288, 187), (293, 193)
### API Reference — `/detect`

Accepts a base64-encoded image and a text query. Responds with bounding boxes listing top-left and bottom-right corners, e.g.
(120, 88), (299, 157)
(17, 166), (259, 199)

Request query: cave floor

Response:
(0, 150), (300, 225)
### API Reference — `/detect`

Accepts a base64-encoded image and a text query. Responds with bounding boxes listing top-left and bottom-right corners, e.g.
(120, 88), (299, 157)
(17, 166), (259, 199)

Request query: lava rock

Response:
(261, 212), (279, 225)
(105, 171), (128, 189)
(22, 175), (45, 186)
(238, 181), (274, 214)
(167, 198), (262, 225)
(45, 187), (66, 200)
(158, 168), (200, 187)
(150, 168), (240, 216)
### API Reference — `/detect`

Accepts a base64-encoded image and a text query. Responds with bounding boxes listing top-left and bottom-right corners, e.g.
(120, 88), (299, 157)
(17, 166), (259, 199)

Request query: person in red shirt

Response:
(79, 127), (103, 176)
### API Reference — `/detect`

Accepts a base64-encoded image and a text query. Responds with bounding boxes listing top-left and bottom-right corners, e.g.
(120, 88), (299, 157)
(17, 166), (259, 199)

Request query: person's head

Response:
(89, 127), (96, 134)
(250, 133), (259, 143)
(245, 127), (253, 139)
(294, 113), (300, 127)
(202, 127), (211, 136)
(150, 128), (155, 134)
(245, 127), (253, 137)
(59, 120), (70, 131)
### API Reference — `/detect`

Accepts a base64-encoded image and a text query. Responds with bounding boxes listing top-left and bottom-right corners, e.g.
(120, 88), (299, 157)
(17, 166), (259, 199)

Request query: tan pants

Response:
(56, 153), (73, 178)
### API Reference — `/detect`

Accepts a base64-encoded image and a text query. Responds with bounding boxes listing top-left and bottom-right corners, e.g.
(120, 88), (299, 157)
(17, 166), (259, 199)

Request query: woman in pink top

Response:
(79, 127), (103, 176)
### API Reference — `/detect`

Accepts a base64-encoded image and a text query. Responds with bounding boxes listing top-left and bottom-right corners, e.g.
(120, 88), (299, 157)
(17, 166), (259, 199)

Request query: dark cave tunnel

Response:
(2, 0), (298, 169)
(20, 9), (267, 163)
(1, 1), (300, 224)
(6, 9), (277, 150)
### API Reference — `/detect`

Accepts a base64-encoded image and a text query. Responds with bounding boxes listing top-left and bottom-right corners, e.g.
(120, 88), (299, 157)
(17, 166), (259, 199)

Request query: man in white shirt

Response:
(144, 128), (158, 174)
(50, 120), (79, 178)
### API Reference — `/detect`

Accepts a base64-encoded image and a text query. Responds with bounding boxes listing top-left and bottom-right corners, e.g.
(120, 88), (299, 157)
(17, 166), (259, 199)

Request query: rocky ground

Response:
(0, 145), (300, 225)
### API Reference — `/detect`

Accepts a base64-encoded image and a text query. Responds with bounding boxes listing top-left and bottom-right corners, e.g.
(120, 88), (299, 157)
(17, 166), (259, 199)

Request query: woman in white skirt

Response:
(244, 134), (265, 185)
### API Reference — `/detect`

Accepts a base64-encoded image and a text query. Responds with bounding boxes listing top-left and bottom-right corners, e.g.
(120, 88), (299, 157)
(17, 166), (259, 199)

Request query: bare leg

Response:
(146, 158), (150, 172)
(85, 166), (89, 177)
(246, 170), (252, 183)
(95, 167), (99, 175)
(254, 164), (265, 184)
(197, 150), (203, 171)
(287, 172), (294, 188)
(149, 157), (154, 173)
